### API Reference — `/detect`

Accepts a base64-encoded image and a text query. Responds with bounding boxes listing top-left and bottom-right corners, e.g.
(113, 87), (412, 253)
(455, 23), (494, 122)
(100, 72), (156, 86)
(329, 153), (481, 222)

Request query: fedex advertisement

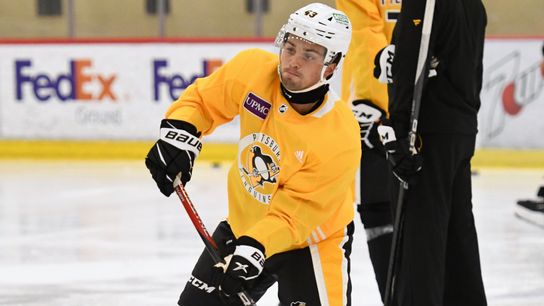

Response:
(15, 59), (117, 102)
(0, 39), (543, 147)
(0, 42), (273, 142)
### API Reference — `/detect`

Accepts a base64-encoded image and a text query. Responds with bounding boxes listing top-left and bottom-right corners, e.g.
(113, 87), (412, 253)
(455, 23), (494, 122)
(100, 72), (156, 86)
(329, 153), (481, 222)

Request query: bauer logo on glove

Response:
(145, 119), (202, 196)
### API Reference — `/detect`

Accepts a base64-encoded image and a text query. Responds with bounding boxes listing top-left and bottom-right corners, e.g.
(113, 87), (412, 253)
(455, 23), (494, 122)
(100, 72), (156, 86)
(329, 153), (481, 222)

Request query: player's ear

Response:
(324, 63), (337, 79)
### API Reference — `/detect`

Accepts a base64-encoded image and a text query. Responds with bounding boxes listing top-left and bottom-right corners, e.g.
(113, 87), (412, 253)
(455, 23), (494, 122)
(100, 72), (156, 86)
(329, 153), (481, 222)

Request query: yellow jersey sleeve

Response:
(165, 49), (255, 134)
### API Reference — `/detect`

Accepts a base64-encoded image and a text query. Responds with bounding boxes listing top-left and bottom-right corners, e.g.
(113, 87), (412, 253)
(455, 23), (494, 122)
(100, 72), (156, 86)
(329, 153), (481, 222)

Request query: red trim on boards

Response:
(0, 36), (541, 45)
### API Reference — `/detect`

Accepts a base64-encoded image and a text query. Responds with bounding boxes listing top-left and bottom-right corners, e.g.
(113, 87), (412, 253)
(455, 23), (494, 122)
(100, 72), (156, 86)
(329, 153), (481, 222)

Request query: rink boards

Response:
(0, 37), (543, 166)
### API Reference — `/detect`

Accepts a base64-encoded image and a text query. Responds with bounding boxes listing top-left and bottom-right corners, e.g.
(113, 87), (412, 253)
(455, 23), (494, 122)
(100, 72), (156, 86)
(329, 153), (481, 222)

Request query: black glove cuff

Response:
(160, 119), (201, 138)
(237, 236), (265, 255)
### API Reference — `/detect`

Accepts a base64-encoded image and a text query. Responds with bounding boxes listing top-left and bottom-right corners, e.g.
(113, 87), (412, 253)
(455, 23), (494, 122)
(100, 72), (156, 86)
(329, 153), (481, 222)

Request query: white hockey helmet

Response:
(275, 3), (352, 68)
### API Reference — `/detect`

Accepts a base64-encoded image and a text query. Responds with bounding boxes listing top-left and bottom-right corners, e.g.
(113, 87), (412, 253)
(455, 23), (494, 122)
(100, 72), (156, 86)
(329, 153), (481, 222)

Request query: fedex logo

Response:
(15, 59), (117, 102)
(153, 58), (223, 101)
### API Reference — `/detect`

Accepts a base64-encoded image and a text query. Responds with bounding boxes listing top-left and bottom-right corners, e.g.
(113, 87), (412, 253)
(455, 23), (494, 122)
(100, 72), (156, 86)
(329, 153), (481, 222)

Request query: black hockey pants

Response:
(393, 133), (487, 306)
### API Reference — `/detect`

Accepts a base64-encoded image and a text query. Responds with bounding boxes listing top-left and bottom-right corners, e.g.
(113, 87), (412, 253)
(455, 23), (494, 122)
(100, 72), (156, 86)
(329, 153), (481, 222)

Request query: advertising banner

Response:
(479, 38), (544, 148)
(0, 42), (275, 143)
(0, 38), (543, 148)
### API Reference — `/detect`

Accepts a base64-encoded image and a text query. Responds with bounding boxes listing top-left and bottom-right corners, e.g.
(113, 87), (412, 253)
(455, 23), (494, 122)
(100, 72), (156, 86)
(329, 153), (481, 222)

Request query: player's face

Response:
(279, 35), (331, 91)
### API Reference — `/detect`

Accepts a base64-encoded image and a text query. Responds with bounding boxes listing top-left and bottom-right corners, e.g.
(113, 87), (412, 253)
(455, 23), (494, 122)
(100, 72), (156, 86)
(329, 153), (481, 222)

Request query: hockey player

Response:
(145, 3), (361, 306)
(335, 0), (401, 301)
(376, 0), (488, 304)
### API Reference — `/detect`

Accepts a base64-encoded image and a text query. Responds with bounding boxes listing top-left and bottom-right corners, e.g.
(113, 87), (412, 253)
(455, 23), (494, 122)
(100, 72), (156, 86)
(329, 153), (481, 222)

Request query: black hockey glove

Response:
(377, 121), (422, 185)
(216, 236), (265, 298)
(373, 44), (395, 84)
(373, 44), (439, 83)
(145, 119), (202, 197)
(351, 99), (387, 150)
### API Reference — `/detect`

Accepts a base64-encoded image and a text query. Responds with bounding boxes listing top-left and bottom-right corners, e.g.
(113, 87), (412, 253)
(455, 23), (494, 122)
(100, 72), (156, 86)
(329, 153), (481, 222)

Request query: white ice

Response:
(0, 160), (543, 306)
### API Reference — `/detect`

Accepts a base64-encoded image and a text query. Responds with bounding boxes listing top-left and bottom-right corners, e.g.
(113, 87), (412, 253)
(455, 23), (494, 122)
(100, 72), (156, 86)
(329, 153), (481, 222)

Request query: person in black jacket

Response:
(377, 0), (488, 305)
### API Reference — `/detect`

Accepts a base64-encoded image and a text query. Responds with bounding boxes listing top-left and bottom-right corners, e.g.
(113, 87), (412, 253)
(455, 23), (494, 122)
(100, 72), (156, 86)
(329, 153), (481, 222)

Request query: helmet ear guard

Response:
(325, 53), (343, 80)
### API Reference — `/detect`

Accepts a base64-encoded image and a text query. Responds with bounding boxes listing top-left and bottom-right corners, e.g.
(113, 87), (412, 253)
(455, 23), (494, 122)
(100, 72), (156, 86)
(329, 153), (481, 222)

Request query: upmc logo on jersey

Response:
(152, 58), (223, 102)
(15, 59), (117, 102)
(244, 92), (271, 120)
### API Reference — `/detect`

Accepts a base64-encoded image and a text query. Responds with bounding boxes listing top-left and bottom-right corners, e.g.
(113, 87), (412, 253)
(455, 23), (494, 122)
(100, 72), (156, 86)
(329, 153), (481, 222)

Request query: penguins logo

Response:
(243, 146), (279, 186)
(238, 133), (281, 204)
(291, 302), (306, 306)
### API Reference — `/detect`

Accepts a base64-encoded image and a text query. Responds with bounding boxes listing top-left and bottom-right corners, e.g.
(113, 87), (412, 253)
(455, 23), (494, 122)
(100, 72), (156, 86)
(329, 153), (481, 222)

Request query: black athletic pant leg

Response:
(394, 134), (486, 306)
(443, 135), (487, 306)
(395, 135), (458, 306)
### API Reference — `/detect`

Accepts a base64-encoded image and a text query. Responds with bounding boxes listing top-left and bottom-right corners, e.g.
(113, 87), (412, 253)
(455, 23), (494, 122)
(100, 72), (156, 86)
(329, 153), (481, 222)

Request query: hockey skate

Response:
(515, 186), (544, 228)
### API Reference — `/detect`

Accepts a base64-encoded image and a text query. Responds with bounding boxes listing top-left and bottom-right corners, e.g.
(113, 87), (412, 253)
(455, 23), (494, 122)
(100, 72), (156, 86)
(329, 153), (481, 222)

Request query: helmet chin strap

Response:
(277, 64), (329, 94)
(280, 82), (329, 105)
(276, 49), (336, 104)
(278, 64), (330, 105)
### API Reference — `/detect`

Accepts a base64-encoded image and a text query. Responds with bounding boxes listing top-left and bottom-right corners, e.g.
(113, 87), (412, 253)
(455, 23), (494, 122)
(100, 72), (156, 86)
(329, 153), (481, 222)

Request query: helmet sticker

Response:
(304, 10), (318, 18)
(332, 13), (349, 26)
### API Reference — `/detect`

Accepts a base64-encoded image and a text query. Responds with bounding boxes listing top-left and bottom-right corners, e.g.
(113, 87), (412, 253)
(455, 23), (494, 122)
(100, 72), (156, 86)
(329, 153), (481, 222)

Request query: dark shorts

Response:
(178, 221), (354, 306)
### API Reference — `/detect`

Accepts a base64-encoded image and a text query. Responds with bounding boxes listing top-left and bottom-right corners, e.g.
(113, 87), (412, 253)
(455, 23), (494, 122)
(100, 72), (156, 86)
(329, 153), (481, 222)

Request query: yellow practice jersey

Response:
(336, 0), (401, 111)
(166, 49), (361, 257)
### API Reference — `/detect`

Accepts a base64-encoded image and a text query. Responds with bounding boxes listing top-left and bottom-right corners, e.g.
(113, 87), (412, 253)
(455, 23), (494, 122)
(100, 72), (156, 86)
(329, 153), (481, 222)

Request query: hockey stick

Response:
(383, 0), (435, 305)
(173, 176), (257, 306)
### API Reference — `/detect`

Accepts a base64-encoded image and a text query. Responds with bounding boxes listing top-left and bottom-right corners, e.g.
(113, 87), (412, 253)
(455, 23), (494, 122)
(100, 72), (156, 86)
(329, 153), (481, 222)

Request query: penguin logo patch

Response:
(238, 133), (281, 204)
(291, 302), (306, 306)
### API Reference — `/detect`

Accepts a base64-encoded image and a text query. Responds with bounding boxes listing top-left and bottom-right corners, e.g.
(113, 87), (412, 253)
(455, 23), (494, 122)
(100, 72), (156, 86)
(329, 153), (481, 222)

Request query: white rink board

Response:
(479, 38), (544, 148)
(0, 42), (275, 143)
(0, 38), (543, 148)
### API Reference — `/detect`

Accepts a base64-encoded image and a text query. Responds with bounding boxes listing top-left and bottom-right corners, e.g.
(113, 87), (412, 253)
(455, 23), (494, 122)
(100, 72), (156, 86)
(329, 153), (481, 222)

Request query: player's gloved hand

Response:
(145, 119), (202, 196)
(351, 99), (386, 150)
(377, 121), (422, 185)
(373, 44), (395, 84)
(216, 236), (265, 297)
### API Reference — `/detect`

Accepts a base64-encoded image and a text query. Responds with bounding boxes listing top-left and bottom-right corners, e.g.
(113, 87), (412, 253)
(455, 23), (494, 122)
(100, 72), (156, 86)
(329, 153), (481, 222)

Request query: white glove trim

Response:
(233, 245), (264, 280)
(352, 102), (383, 124)
(377, 125), (397, 145)
(160, 128), (202, 157)
(378, 44), (395, 84)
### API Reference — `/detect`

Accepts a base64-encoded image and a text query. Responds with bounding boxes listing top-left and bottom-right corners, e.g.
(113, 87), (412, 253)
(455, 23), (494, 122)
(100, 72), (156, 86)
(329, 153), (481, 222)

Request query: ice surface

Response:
(0, 161), (542, 305)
